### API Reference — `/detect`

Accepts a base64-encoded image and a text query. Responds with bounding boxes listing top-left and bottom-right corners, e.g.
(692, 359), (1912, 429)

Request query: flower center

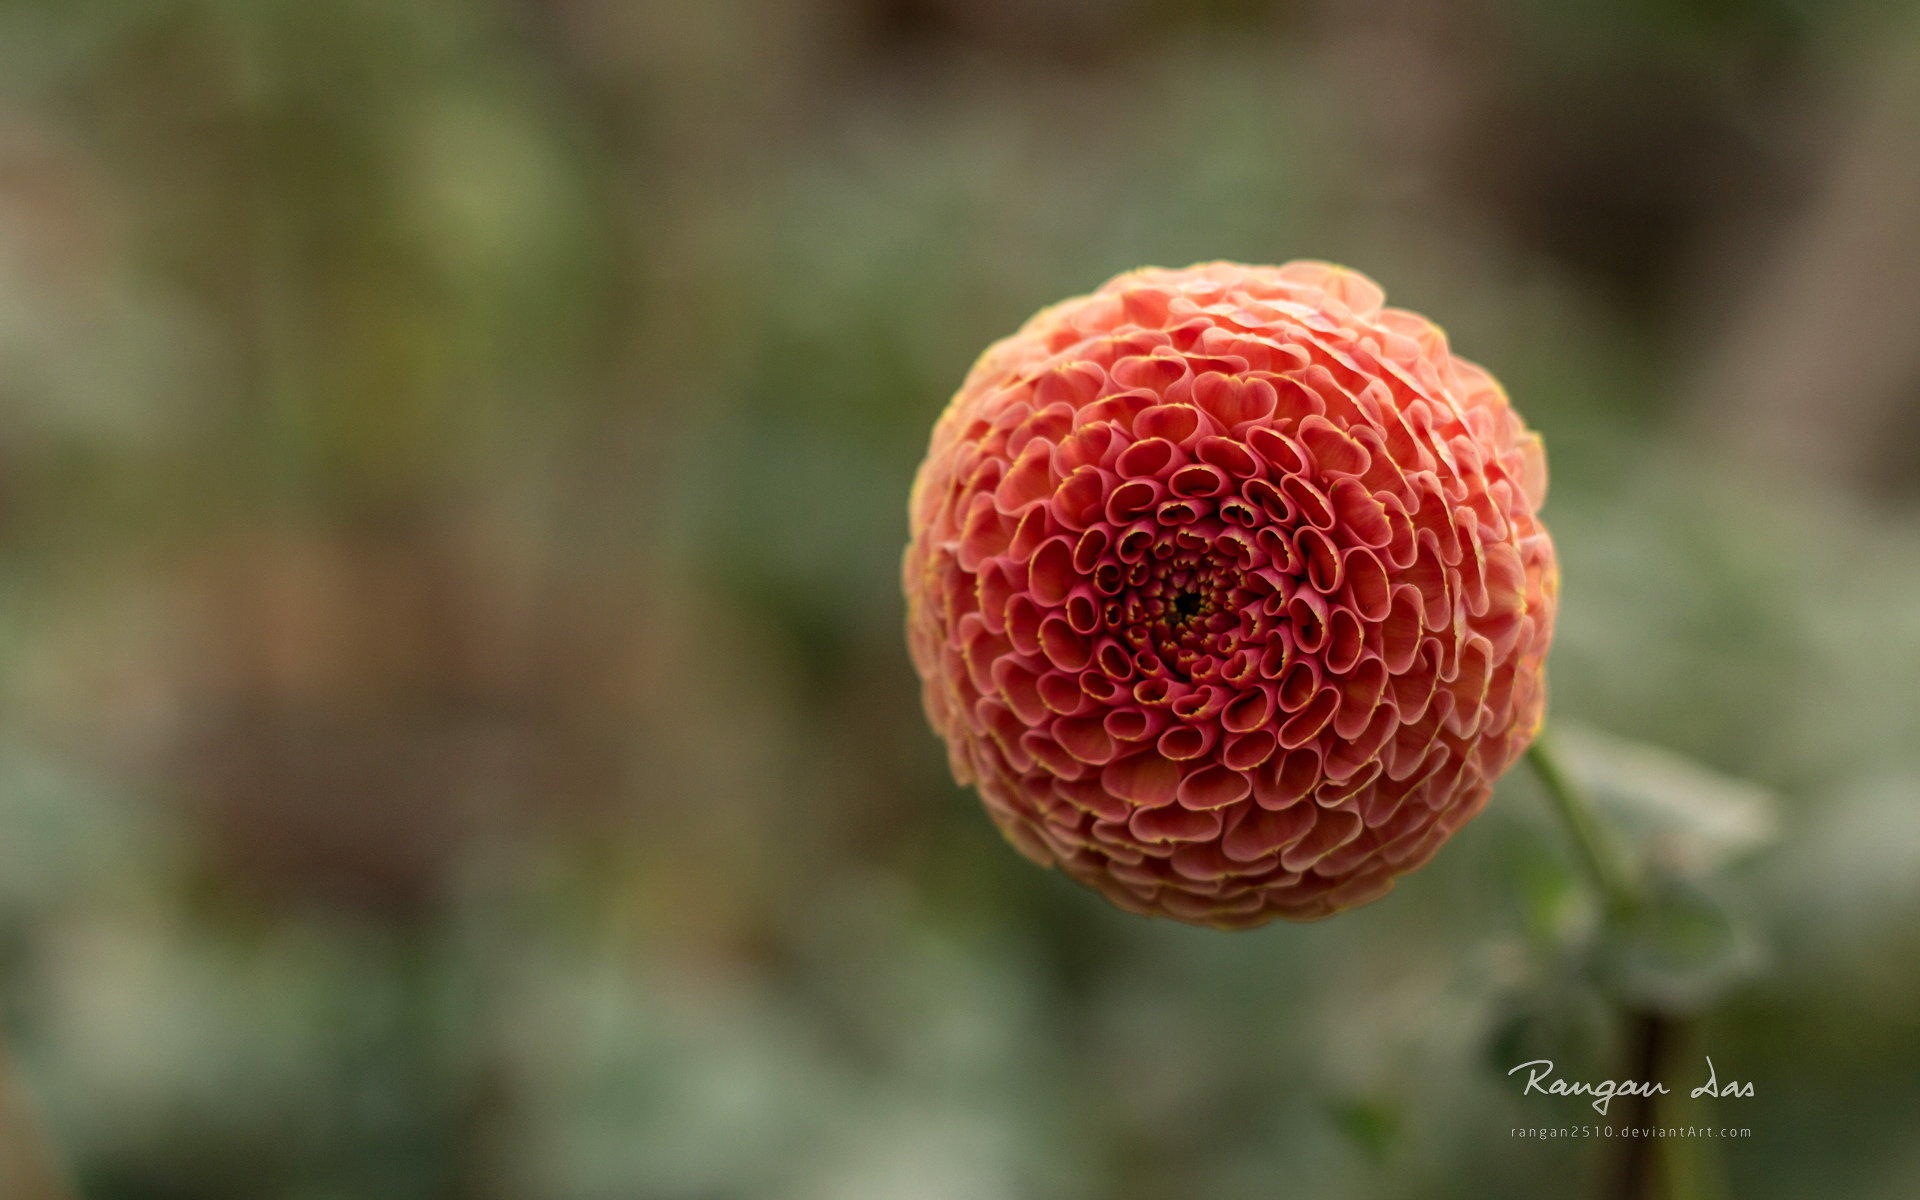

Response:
(1100, 536), (1269, 685)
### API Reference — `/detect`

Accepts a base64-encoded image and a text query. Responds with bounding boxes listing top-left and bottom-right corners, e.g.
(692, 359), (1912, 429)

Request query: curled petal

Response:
(1176, 764), (1252, 810)
(1129, 804), (1224, 845)
(1102, 754), (1180, 807)
(1223, 728), (1278, 771)
(1221, 687), (1276, 733)
(1195, 435), (1260, 479)
(1135, 403), (1202, 444)
(1117, 436), (1181, 478)
(1223, 803), (1317, 863)
(1158, 724), (1217, 761)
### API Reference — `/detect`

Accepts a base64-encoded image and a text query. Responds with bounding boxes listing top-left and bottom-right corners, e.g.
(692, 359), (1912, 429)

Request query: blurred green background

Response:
(1, 1), (1918, 1197)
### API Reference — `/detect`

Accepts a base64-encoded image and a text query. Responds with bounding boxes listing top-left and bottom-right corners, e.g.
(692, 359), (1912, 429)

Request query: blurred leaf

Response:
(1595, 877), (1762, 1014)
(1483, 979), (1614, 1080)
(1553, 723), (1778, 878)
(1514, 727), (1777, 1016)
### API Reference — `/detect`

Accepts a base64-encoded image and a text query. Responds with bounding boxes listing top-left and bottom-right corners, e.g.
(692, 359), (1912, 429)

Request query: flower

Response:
(903, 262), (1557, 927)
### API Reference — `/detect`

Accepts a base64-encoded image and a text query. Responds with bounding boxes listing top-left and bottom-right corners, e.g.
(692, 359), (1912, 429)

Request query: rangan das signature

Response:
(1508, 1057), (1755, 1116)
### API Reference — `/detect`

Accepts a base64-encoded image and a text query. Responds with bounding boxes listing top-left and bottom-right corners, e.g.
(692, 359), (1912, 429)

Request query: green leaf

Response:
(1594, 876), (1761, 1013)
(1550, 724), (1777, 878)
(1483, 981), (1614, 1079)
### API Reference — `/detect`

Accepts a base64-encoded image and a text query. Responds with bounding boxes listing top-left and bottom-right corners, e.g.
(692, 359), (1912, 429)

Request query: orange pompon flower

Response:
(903, 262), (1557, 927)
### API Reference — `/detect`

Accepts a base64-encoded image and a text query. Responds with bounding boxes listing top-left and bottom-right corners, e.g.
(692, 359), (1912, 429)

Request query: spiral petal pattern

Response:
(904, 262), (1557, 926)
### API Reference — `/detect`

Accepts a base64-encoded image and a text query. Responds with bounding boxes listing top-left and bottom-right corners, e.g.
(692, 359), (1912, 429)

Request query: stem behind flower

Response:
(1524, 730), (1709, 1200)
(1525, 733), (1641, 920)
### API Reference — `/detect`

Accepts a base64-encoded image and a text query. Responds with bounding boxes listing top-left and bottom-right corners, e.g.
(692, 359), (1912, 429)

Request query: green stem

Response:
(1525, 732), (1641, 920)
(1657, 1024), (1717, 1200)
(1527, 732), (1715, 1200)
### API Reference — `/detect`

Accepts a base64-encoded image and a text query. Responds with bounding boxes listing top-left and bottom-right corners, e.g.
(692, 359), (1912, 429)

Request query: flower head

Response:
(904, 262), (1556, 926)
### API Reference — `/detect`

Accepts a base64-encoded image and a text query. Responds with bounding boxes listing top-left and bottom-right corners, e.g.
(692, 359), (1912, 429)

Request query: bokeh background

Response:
(2, 1), (1918, 1197)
